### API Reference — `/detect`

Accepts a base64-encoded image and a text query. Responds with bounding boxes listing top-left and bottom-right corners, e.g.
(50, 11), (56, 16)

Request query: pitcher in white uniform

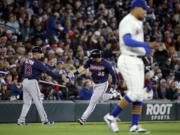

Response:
(104, 0), (159, 133)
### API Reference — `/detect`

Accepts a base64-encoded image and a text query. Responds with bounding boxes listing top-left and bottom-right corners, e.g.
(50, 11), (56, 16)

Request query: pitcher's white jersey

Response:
(119, 13), (146, 56)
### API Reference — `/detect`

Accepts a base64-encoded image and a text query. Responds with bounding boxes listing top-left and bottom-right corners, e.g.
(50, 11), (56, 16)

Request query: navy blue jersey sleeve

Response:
(18, 63), (25, 82)
(105, 61), (117, 85)
(84, 59), (91, 69)
(34, 60), (61, 80)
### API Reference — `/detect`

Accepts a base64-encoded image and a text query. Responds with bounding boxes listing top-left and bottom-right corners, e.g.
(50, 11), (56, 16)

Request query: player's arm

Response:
(105, 62), (117, 87)
(123, 34), (159, 53)
(123, 34), (149, 48)
(35, 61), (61, 81)
(67, 65), (87, 79)
(75, 66), (87, 74)
(120, 20), (159, 51)
(123, 34), (160, 54)
(18, 63), (25, 82)
(71, 59), (90, 75)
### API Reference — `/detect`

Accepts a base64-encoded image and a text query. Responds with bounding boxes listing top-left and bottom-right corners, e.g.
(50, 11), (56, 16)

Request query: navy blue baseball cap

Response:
(32, 46), (43, 53)
(130, 0), (149, 9)
(90, 49), (102, 58)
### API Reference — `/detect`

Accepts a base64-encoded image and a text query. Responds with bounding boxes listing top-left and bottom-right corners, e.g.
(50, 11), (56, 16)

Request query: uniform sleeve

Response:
(18, 63), (24, 82)
(119, 19), (134, 37)
(35, 61), (61, 80)
(105, 61), (117, 85)
(123, 34), (149, 47)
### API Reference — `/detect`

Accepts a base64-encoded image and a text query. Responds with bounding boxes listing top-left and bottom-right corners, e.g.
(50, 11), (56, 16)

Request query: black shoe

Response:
(17, 122), (27, 126)
(77, 118), (86, 125)
(42, 121), (54, 125)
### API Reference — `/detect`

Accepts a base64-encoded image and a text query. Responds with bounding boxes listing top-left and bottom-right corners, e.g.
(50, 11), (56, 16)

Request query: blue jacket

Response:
(46, 16), (59, 37)
(79, 87), (93, 100)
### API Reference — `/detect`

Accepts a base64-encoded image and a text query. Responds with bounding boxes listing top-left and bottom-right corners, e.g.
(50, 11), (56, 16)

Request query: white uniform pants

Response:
(18, 79), (48, 123)
(118, 55), (144, 102)
(81, 81), (113, 121)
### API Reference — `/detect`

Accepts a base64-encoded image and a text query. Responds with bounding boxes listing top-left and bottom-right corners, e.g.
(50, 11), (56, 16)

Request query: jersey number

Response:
(24, 64), (32, 76)
(98, 71), (105, 76)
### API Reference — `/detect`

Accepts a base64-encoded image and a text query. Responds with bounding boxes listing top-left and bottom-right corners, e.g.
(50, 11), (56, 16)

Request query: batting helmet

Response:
(32, 46), (42, 53)
(130, 0), (149, 9)
(90, 49), (102, 58)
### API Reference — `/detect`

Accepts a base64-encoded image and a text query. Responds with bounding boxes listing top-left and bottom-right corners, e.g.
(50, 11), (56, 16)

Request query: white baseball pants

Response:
(18, 79), (48, 123)
(117, 55), (145, 102)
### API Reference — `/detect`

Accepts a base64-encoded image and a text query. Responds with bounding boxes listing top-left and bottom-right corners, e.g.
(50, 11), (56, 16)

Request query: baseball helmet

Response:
(130, 0), (149, 9)
(32, 46), (42, 53)
(90, 49), (102, 58)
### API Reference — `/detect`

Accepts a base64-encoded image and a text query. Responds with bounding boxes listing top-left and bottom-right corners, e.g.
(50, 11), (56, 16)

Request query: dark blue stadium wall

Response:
(0, 100), (179, 123)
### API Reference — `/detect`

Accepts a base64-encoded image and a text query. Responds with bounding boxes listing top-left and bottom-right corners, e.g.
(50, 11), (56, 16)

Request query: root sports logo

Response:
(146, 104), (173, 120)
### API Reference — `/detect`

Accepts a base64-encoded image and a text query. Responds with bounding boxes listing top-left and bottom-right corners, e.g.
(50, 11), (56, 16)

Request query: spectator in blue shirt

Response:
(79, 79), (93, 100)
(46, 12), (61, 43)
(10, 81), (23, 100)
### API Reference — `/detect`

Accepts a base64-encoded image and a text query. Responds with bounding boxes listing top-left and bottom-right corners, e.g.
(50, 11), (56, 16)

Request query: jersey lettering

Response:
(24, 64), (32, 76)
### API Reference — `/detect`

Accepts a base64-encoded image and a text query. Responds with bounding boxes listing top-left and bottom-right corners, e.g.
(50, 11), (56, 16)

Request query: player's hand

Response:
(109, 84), (117, 92)
(148, 41), (159, 49)
(109, 87), (116, 93)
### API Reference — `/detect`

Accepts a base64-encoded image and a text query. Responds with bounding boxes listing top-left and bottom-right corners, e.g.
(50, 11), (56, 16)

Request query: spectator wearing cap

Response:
(53, 61), (67, 75)
(157, 79), (168, 99)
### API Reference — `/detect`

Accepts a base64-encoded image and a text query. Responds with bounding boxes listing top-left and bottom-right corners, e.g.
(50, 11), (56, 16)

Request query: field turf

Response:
(0, 121), (180, 135)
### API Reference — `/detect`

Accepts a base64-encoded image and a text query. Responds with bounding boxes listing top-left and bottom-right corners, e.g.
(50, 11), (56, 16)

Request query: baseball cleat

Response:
(77, 118), (86, 125)
(129, 125), (148, 133)
(17, 122), (27, 126)
(42, 121), (54, 125)
(104, 113), (119, 133)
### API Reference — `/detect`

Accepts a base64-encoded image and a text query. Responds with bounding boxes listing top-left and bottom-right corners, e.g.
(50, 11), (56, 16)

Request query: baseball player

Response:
(73, 49), (119, 125)
(17, 46), (65, 125)
(104, 0), (159, 133)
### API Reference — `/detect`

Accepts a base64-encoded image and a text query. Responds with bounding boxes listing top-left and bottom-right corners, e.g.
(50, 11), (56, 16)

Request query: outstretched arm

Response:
(123, 34), (149, 48)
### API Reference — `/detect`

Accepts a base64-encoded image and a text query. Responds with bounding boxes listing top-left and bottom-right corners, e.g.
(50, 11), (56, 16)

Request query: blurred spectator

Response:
(6, 14), (20, 34)
(0, 0), (179, 101)
(46, 12), (62, 43)
(10, 80), (23, 101)
(175, 81), (180, 100)
(78, 79), (93, 100)
(0, 83), (10, 100)
(166, 81), (178, 100)
(157, 79), (168, 99)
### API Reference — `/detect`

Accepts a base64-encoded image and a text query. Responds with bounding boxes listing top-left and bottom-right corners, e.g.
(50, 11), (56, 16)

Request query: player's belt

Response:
(94, 80), (107, 84)
(25, 77), (37, 80)
(129, 55), (144, 59)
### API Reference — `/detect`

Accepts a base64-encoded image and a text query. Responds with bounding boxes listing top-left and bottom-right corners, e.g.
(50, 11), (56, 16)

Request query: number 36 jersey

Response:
(84, 59), (117, 85)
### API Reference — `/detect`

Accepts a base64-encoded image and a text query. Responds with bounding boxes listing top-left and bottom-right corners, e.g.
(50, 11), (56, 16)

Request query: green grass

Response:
(0, 121), (180, 135)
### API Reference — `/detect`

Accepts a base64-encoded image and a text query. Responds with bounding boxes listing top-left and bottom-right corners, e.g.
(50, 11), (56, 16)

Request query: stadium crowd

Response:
(0, 0), (179, 101)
